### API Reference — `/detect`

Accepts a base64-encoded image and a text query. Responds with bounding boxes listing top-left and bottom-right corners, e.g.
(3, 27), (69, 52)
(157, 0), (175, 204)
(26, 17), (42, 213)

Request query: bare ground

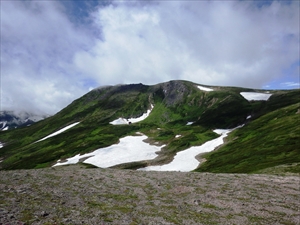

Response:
(0, 165), (299, 225)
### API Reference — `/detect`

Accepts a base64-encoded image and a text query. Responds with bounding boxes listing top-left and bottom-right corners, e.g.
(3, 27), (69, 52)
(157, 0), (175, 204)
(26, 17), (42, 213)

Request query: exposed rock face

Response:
(157, 80), (191, 106)
(89, 81), (191, 107)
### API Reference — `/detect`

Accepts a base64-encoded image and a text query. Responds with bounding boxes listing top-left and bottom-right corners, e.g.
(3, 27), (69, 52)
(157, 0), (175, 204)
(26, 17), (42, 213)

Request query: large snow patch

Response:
(110, 104), (154, 125)
(53, 134), (163, 168)
(240, 92), (272, 101)
(139, 129), (232, 172)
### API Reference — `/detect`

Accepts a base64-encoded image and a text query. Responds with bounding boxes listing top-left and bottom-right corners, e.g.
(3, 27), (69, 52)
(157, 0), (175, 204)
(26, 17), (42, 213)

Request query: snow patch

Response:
(0, 122), (8, 131)
(53, 134), (163, 168)
(139, 128), (234, 172)
(0, 122), (7, 129)
(240, 92), (272, 101)
(186, 122), (194, 125)
(0, 142), (3, 148)
(109, 118), (128, 125)
(175, 135), (182, 138)
(110, 104), (154, 125)
(246, 115), (252, 119)
(198, 85), (213, 92)
(2, 127), (8, 131)
(35, 122), (80, 143)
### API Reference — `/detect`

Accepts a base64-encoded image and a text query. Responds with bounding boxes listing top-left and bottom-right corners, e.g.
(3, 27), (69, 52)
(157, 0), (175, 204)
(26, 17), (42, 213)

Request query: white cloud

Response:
(1, 0), (299, 115)
(281, 82), (300, 88)
(1, 1), (95, 114)
(74, 0), (299, 88)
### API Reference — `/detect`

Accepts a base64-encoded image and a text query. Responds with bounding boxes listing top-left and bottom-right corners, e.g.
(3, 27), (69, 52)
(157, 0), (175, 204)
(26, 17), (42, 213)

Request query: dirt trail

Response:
(0, 165), (299, 225)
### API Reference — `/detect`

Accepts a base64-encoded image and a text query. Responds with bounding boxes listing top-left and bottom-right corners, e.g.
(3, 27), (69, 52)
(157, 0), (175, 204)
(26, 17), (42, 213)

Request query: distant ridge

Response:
(0, 111), (48, 131)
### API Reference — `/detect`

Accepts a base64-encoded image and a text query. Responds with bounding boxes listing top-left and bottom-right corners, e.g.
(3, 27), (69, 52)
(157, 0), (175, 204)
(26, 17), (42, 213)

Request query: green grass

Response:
(0, 80), (299, 171)
(196, 103), (300, 173)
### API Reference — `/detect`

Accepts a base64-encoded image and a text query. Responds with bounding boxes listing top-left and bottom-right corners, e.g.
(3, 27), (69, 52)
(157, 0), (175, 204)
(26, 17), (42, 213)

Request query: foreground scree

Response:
(0, 165), (299, 224)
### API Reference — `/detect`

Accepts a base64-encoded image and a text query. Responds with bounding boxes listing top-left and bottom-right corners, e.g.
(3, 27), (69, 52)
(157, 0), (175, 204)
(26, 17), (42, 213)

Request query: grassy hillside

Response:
(196, 102), (300, 173)
(0, 80), (299, 172)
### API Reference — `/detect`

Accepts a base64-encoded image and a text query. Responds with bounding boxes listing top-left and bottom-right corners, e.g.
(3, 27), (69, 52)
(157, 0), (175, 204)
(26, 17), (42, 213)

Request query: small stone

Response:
(0, 208), (8, 214)
(41, 211), (49, 217)
(63, 218), (72, 222)
(8, 214), (15, 219)
(194, 200), (200, 205)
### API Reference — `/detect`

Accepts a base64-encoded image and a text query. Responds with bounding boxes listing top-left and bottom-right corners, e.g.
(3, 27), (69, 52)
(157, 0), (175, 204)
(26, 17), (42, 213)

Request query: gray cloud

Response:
(1, 0), (299, 115)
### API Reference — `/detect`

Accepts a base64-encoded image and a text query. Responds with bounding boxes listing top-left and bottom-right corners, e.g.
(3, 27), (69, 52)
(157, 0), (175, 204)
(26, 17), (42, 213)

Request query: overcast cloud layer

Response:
(1, 0), (299, 115)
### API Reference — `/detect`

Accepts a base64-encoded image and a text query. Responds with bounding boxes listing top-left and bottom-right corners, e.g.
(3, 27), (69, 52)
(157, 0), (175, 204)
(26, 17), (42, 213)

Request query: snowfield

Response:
(0, 142), (3, 148)
(110, 104), (154, 125)
(240, 92), (272, 101)
(53, 129), (233, 172)
(35, 122), (80, 143)
(53, 134), (164, 168)
(51, 121), (237, 172)
(198, 85), (214, 92)
(53, 128), (236, 171)
(139, 129), (232, 172)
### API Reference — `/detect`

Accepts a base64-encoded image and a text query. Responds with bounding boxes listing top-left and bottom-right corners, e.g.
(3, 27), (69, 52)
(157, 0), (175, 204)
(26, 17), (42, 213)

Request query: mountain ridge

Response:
(0, 80), (299, 172)
(0, 111), (48, 131)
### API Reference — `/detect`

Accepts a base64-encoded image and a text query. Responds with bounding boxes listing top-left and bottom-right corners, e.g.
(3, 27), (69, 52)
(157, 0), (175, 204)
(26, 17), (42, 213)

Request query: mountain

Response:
(0, 111), (48, 131)
(0, 80), (299, 173)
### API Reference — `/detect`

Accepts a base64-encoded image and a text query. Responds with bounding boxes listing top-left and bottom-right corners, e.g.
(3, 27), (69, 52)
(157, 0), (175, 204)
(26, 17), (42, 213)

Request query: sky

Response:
(1, 0), (299, 115)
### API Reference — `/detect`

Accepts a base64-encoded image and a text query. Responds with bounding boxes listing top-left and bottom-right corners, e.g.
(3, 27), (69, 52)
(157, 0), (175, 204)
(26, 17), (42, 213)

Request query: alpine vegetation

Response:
(0, 80), (299, 173)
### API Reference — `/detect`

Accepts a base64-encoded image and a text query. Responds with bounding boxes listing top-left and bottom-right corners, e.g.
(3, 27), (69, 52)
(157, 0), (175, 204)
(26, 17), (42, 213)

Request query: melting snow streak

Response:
(110, 104), (154, 125)
(35, 122), (80, 143)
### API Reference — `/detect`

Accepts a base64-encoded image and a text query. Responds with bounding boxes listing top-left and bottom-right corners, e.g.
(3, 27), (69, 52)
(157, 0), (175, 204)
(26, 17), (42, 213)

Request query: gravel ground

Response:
(0, 165), (299, 225)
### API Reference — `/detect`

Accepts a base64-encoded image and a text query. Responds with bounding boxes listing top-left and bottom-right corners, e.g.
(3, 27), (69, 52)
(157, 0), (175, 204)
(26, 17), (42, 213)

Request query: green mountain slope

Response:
(0, 80), (299, 172)
(195, 102), (300, 173)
